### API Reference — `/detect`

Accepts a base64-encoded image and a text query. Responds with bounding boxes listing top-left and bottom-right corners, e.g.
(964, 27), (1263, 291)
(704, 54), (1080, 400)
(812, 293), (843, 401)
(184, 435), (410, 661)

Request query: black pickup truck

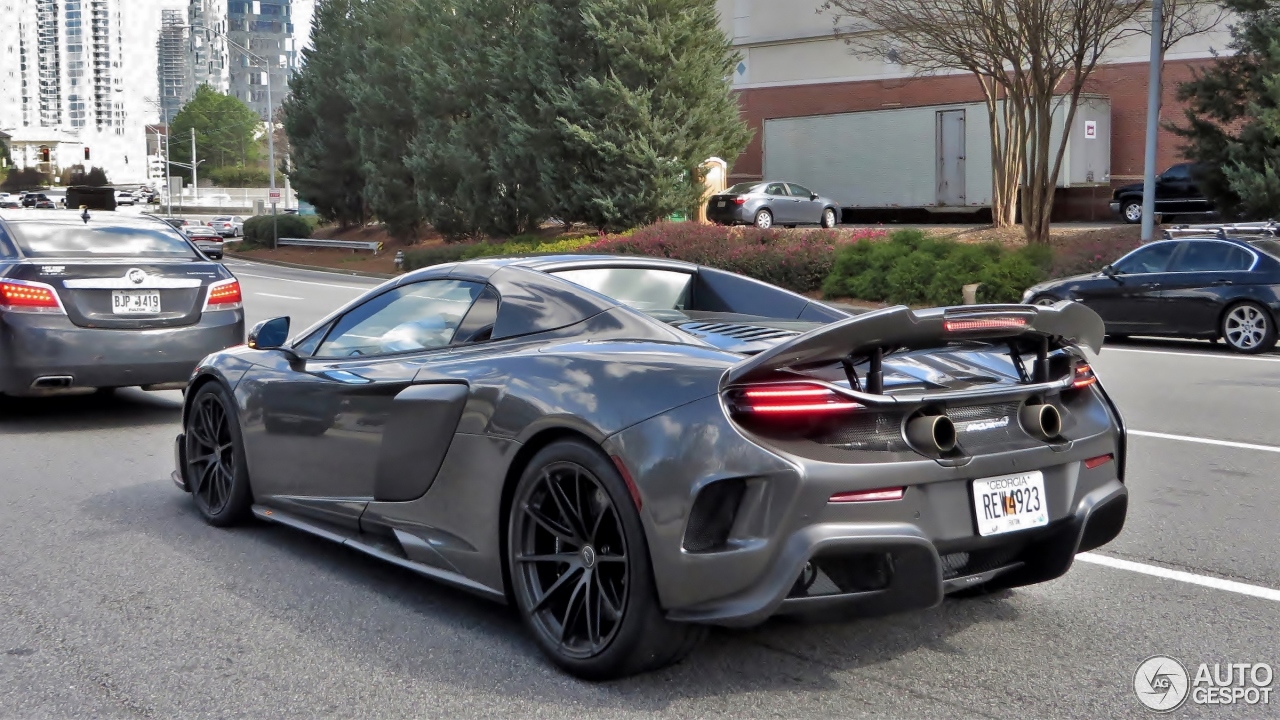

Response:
(1111, 163), (1215, 224)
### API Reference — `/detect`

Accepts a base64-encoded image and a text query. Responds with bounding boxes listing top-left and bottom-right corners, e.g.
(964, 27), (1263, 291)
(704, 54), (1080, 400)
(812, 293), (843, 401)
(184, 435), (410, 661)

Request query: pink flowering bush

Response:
(583, 222), (887, 293)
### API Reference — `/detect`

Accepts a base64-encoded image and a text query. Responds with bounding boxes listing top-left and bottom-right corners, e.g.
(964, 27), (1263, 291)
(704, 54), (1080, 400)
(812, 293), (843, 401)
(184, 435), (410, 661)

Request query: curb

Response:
(224, 252), (398, 280)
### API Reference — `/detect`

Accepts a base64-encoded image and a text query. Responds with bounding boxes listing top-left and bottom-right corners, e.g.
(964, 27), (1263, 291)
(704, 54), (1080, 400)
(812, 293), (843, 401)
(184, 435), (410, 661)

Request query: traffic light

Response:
(40, 147), (50, 163)
(84, 147), (91, 161)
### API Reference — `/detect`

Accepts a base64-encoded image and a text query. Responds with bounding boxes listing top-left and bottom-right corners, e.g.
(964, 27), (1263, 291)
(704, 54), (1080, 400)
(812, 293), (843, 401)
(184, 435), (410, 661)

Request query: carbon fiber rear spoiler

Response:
(722, 302), (1104, 387)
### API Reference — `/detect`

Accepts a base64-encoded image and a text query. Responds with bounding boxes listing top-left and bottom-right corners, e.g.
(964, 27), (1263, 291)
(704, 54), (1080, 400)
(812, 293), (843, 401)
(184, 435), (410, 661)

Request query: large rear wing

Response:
(722, 302), (1104, 388)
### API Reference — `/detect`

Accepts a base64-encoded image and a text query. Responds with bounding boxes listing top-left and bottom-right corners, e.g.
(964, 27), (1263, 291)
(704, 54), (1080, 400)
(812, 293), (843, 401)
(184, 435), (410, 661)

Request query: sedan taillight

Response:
(732, 197), (747, 205)
(203, 278), (242, 311)
(0, 279), (66, 314)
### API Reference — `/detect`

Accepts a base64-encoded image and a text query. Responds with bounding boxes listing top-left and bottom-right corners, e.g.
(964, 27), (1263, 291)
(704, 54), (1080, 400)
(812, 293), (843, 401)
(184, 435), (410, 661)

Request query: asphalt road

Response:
(2, 260), (1278, 719)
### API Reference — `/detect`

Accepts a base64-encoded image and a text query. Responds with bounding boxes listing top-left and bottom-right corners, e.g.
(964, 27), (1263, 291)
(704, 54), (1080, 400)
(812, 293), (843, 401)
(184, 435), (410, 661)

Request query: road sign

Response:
(269, 189), (281, 203)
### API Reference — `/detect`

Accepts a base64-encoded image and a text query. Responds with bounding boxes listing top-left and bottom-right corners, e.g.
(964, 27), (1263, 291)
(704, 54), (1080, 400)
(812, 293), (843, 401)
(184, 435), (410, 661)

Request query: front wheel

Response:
(1030, 295), (1059, 307)
(1221, 302), (1277, 354)
(1122, 200), (1143, 224)
(184, 383), (253, 526)
(507, 440), (705, 680)
(821, 207), (838, 229)
(754, 209), (773, 230)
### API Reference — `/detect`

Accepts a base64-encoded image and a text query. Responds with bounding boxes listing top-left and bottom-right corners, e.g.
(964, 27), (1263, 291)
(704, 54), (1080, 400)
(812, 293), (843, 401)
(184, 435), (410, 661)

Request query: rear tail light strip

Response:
(203, 278), (243, 311)
(728, 382), (862, 415)
(830, 487), (905, 503)
(0, 278), (66, 314)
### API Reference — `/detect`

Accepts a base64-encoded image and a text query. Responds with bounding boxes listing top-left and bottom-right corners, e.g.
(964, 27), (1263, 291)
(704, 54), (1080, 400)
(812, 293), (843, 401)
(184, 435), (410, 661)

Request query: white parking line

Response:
(1078, 553), (1280, 602)
(232, 271), (370, 292)
(1130, 429), (1280, 454)
(256, 292), (302, 300)
(1105, 347), (1280, 363)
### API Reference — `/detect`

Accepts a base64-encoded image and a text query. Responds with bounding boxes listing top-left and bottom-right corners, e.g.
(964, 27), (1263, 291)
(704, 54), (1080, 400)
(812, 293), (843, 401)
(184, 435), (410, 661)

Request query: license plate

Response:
(971, 471), (1048, 536)
(717, 201), (726, 207)
(111, 289), (161, 314)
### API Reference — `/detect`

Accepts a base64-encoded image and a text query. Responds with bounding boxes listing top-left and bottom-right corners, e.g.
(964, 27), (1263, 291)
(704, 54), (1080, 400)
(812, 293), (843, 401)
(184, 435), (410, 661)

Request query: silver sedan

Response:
(706, 181), (841, 229)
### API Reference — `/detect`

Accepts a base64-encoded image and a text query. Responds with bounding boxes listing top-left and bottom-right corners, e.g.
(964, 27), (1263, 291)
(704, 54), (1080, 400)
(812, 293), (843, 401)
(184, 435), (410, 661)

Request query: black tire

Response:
(183, 382), (253, 526)
(821, 207), (838, 229)
(1121, 200), (1142, 224)
(753, 209), (773, 230)
(1220, 301), (1277, 354)
(507, 439), (705, 680)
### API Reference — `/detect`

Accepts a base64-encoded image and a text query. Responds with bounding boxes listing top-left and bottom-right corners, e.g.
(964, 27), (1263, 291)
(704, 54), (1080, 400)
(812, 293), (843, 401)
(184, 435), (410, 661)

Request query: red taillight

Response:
(1072, 363), (1097, 389)
(944, 316), (1029, 332)
(732, 197), (747, 205)
(729, 382), (861, 415)
(830, 487), (905, 503)
(0, 279), (65, 314)
(1084, 454), (1113, 470)
(203, 278), (242, 311)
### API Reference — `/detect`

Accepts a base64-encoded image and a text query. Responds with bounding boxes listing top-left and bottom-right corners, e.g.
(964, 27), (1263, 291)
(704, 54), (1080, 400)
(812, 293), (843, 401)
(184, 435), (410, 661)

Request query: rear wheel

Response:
(184, 383), (253, 526)
(1221, 302), (1276, 354)
(754, 209), (773, 230)
(1122, 200), (1143, 224)
(1030, 295), (1059, 307)
(508, 439), (704, 680)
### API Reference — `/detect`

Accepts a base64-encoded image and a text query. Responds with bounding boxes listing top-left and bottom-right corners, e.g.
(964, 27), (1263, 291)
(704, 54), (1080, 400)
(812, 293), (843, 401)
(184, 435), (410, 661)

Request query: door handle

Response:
(1212, 279), (1233, 286)
(1141, 282), (1160, 289)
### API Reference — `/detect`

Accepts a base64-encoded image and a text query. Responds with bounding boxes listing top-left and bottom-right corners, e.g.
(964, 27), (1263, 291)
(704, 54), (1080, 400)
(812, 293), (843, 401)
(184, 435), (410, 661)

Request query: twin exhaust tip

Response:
(906, 401), (1062, 454)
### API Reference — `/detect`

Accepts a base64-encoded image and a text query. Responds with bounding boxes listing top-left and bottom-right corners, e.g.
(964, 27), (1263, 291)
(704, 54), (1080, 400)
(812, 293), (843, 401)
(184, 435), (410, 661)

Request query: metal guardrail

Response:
(278, 237), (383, 253)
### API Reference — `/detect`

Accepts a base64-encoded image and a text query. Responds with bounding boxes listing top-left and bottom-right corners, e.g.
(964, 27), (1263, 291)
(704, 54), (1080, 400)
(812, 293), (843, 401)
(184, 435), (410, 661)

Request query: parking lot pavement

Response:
(1, 260), (1277, 719)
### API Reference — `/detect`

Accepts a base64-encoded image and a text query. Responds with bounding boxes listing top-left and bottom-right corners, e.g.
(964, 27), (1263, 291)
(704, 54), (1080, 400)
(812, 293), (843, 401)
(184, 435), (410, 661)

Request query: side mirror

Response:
(810, 193), (819, 201)
(1102, 265), (1120, 279)
(248, 316), (291, 350)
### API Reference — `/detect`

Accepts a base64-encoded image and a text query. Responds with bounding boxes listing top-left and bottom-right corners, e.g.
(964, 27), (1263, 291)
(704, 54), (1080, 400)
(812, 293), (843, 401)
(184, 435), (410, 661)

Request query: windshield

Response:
(550, 267), (693, 311)
(9, 223), (199, 259)
(725, 182), (763, 194)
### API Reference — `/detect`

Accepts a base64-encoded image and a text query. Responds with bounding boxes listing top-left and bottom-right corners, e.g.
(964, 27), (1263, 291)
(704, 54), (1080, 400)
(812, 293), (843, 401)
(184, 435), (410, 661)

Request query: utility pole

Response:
(1140, 0), (1164, 243)
(267, 63), (277, 250)
(191, 128), (199, 207)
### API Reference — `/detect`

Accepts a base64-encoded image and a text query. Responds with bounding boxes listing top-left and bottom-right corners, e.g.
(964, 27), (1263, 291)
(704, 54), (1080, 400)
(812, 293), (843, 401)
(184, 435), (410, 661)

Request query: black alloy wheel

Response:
(508, 440), (705, 679)
(184, 383), (253, 526)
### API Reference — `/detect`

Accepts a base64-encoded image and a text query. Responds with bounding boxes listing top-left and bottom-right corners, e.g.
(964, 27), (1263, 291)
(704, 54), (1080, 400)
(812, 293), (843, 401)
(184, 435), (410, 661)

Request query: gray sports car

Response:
(706, 181), (841, 229)
(0, 210), (245, 396)
(172, 255), (1127, 679)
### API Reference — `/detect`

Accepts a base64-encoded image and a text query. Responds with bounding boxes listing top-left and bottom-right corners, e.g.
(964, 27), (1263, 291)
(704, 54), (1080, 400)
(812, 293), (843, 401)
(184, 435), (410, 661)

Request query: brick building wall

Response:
(728, 58), (1215, 220)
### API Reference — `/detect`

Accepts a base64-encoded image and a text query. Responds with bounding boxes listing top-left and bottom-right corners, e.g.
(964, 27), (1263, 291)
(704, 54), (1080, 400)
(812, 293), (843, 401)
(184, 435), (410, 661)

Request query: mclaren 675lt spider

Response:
(172, 255), (1128, 679)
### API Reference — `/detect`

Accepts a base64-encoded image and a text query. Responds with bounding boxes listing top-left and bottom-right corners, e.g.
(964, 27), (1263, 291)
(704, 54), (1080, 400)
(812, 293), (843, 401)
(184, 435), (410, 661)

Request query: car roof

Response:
(454, 254), (699, 273)
(0, 209), (175, 227)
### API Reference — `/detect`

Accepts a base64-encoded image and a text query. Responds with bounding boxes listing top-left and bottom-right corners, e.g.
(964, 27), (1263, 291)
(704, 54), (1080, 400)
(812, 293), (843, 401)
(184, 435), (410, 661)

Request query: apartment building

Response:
(157, 8), (188, 123)
(187, 0), (230, 95)
(227, 0), (296, 120)
(0, 0), (148, 182)
(716, 1), (1231, 218)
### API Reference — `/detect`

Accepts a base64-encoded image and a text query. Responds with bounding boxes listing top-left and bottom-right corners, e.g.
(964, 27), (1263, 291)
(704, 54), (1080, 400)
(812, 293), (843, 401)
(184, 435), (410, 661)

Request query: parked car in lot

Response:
(1023, 224), (1280, 353)
(21, 193), (52, 209)
(184, 225), (226, 260)
(0, 209), (245, 396)
(707, 181), (841, 229)
(1110, 163), (1215, 224)
(173, 254), (1125, 679)
(208, 215), (244, 238)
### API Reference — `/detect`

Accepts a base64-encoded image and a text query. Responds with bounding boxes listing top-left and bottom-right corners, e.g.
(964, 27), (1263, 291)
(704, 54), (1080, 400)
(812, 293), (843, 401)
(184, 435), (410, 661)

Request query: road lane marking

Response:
(232, 271), (371, 292)
(1078, 553), (1280, 603)
(1130, 429), (1280, 454)
(1104, 347), (1280, 363)
(256, 292), (302, 300)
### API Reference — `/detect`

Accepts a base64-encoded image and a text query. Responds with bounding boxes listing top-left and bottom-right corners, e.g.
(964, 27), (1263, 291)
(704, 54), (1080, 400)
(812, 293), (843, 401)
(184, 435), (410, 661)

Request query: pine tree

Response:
(539, 0), (752, 231)
(282, 0), (367, 226)
(1172, 0), (1280, 219)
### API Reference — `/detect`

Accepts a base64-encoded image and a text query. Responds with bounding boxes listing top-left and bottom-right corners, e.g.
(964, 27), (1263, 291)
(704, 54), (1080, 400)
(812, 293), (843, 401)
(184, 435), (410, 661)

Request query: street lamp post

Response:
(1140, 0), (1165, 243)
(186, 24), (278, 247)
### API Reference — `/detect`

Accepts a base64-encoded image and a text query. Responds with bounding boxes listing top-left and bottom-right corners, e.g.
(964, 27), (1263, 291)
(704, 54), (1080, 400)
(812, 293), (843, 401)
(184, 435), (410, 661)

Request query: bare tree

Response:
(1144, 0), (1228, 58)
(823, 0), (1149, 244)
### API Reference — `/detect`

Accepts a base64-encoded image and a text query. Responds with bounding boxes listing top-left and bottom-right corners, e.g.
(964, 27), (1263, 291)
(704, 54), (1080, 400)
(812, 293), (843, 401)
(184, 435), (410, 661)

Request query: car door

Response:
(242, 278), (486, 527)
(1156, 164), (1195, 214)
(1073, 241), (1180, 332)
(787, 183), (822, 224)
(763, 183), (794, 223)
(1160, 240), (1259, 334)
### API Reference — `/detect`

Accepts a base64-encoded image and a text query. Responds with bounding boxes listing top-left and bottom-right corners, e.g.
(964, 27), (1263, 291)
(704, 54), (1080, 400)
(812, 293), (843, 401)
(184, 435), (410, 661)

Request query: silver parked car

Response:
(706, 181), (841, 230)
(0, 209), (244, 396)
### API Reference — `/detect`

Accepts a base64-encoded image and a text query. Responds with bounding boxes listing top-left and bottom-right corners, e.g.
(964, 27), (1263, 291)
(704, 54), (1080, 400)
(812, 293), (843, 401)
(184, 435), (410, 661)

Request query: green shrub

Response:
(206, 166), (282, 187)
(402, 235), (596, 272)
(821, 228), (1048, 306)
(242, 214), (313, 248)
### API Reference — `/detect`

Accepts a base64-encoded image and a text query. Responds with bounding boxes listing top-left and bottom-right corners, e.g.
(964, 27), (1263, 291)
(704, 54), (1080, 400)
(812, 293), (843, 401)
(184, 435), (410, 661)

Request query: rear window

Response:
(1249, 239), (1280, 260)
(725, 183), (763, 194)
(8, 223), (198, 259)
(550, 267), (693, 310)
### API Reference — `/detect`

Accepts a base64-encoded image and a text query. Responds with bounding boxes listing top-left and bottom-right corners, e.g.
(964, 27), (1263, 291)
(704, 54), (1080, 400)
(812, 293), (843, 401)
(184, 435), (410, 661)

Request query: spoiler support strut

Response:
(867, 347), (884, 395)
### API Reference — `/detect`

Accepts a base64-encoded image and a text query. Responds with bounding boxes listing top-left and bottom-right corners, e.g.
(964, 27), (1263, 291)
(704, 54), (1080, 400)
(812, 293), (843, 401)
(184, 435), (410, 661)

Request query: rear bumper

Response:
(706, 204), (752, 225)
(0, 310), (244, 394)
